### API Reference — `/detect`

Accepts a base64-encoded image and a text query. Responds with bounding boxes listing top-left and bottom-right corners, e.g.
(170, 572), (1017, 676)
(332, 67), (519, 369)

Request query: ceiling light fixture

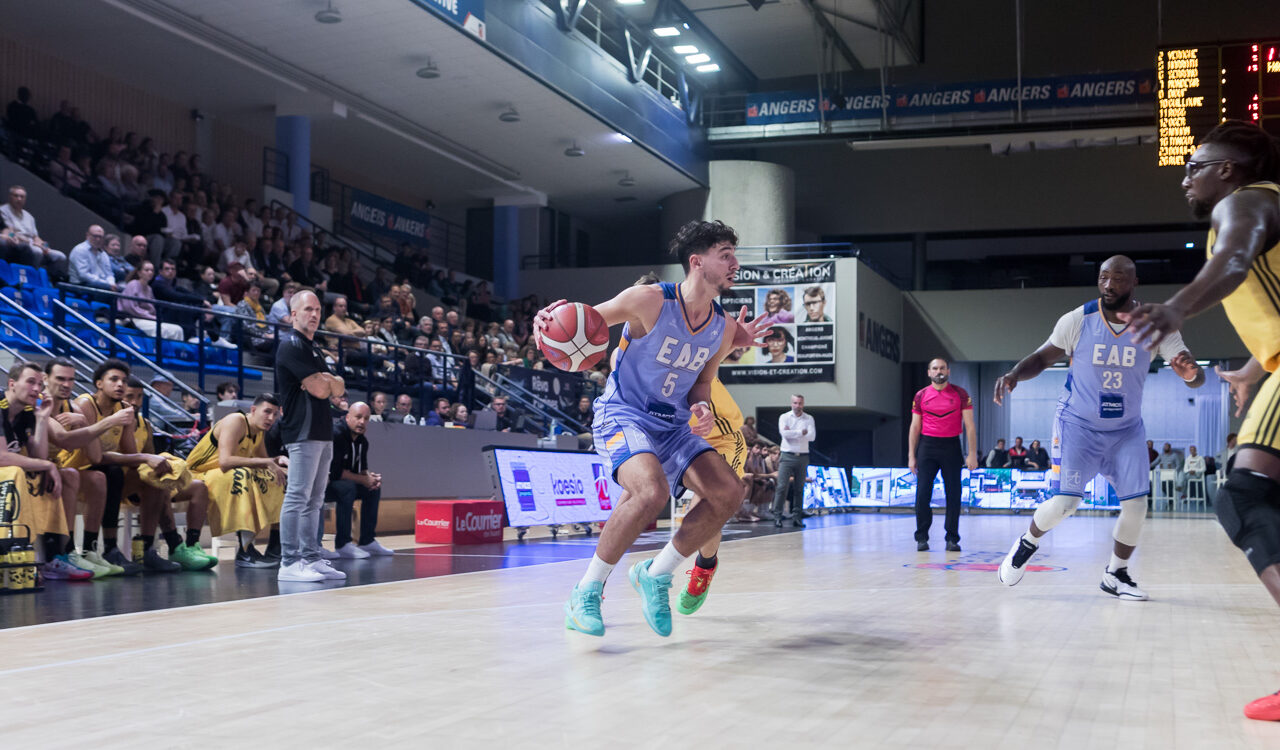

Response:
(615, 133), (633, 143)
(564, 142), (585, 157)
(672, 45), (699, 55)
(499, 106), (520, 122)
(685, 53), (711, 64)
(618, 173), (637, 187)
(315, 1), (342, 23)
(696, 63), (720, 73)
(616, 0), (645, 5)
(652, 26), (680, 37)
(415, 60), (440, 79)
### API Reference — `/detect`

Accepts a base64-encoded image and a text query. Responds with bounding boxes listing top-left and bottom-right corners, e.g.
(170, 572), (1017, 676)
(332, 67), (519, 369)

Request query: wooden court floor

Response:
(3, 513), (1279, 749)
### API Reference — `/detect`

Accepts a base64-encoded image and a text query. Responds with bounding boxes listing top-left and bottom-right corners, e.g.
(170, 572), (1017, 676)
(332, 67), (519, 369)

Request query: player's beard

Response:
(1101, 292), (1131, 311)
(1189, 198), (1213, 220)
(930, 373), (948, 385)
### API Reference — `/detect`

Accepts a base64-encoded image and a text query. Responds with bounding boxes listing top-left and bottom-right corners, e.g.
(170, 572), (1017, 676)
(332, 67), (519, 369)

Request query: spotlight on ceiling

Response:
(415, 61), (440, 79)
(564, 142), (585, 157)
(672, 45), (699, 55)
(652, 26), (680, 37)
(315, 1), (342, 23)
(618, 173), (637, 187)
(499, 106), (520, 123)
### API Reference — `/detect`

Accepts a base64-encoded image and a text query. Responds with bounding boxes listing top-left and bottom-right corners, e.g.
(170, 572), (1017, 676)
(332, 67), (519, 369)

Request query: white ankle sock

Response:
(647, 541), (688, 577)
(1107, 552), (1127, 573)
(1021, 531), (1040, 547)
(579, 555), (615, 587)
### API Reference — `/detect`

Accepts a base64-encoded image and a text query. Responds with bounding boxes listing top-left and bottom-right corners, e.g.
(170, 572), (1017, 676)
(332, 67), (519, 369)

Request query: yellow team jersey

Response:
(688, 377), (743, 440)
(77, 395), (126, 452)
(133, 414), (154, 455)
(186, 413), (262, 473)
(1209, 181), (1280, 372)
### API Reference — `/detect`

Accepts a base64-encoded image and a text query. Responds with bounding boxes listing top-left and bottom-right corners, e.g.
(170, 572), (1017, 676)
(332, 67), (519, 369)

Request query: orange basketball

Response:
(539, 302), (609, 372)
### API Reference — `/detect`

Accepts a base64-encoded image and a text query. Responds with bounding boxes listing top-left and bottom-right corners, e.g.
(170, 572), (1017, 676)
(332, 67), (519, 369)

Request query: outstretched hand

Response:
(1216, 364), (1261, 417)
(690, 402), (713, 437)
(993, 373), (1017, 406)
(731, 306), (769, 347)
(1116, 303), (1184, 351)
(532, 299), (568, 348)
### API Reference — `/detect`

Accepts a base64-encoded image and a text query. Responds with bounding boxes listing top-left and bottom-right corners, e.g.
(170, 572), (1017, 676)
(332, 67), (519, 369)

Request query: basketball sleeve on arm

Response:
(1047, 308), (1083, 352)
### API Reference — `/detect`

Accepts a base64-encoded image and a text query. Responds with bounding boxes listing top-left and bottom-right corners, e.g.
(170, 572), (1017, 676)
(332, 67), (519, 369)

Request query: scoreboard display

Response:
(1157, 41), (1280, 166)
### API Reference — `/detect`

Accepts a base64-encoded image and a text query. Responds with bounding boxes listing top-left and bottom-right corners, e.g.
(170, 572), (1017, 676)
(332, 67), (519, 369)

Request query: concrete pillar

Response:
(659, 161), (793, 251)
(274, 115), (311, 219)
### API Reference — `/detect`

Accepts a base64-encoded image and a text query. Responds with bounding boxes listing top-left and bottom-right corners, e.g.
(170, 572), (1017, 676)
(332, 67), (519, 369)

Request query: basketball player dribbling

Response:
(1123, 120), (1280, 720)
(534, 220), (764, 637)
(993, 255), (1204, 600)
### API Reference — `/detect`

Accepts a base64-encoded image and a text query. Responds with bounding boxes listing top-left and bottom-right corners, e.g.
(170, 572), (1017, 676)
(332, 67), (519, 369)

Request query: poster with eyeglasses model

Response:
(720, 262), (835, 384)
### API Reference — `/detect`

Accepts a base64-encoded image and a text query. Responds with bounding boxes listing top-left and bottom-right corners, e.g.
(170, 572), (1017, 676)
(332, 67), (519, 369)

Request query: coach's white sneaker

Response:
(337, 542), (370, 559)
(998, 537), (1038, 586)
(358, 540), (395, 556)
(309, 559), (347, 580)
(1100, 567), (1148, 601)
(318, 546), (340, 560)
(278, 561), (324, 582)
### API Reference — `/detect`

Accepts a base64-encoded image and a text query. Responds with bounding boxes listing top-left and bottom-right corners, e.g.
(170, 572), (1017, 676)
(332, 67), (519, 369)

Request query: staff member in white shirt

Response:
(771, 394), (815, 528)
(1183, 445), (1206, 499)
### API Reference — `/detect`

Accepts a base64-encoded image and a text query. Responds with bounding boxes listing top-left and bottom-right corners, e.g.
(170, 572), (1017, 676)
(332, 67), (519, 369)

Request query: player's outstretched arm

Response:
(1125, 191), (1279, 348)
(1169, 351), (1206, 389)
(993, 342), (1066, 405)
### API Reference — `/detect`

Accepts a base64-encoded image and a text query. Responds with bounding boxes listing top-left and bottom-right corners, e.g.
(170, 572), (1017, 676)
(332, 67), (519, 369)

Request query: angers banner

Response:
(719, 261), (835, 384)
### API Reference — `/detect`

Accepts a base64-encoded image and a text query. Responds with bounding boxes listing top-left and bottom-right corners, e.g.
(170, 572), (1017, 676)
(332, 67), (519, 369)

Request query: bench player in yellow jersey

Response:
(120, 378), (218, 571)
(676, 371), (747, 615)
(1123, 120), (1280, 720)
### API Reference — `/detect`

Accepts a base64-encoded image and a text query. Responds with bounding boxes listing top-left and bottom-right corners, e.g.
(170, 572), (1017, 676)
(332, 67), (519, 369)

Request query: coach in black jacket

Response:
(320, 402), (394, 558)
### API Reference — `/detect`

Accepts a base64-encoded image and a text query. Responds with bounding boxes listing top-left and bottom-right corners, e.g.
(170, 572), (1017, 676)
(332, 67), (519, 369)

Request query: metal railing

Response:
(262, 146), (332, 206)
(735, 243), (857, 263)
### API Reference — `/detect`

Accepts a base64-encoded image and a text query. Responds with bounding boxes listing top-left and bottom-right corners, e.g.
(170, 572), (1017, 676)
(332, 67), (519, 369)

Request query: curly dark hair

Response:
(1200, 120), (1280, 183)
(668, 220), (738, 272)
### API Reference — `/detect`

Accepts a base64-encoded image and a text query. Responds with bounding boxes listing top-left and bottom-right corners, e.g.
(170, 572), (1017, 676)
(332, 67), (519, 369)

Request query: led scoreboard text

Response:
(1157, 41), (1280, 166)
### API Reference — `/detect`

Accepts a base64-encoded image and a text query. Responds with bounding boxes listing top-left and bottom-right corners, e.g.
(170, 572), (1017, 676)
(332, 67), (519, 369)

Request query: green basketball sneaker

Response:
(628, 559), (673, 637)
(564, 580), (606, 636)
(171, 543), (218, 571)
(676, 561), (718, 615)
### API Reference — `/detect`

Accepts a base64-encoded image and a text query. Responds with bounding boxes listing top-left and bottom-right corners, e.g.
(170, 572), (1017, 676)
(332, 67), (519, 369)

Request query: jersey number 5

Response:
(1102, 370), (1124, 389)
(661, 372), (678, 397)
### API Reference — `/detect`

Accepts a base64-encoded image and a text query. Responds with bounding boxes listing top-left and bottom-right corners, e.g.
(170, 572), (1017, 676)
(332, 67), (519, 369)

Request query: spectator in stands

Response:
(69, 224), (119, 290)
(368, 391), (389, 422)
(469, 281), (493, 323)
(1218, 433), (1239, 473)
(48, 146), (81, 191)
(152, 258), (213, 340)
(447, 402), (470, 428)
(487, 395), (524, 433)
(365, 266), (394, 305)
(326, 256), (364, 309)
(212, 209), (240, 256)
(220, 237), (252, 274)
(150, 155), (174, 194)
(405, 335), (434, 383)
(1156, 442), (1182, 471)
(103, 235), (134, 282)
(1, 185), (67, 275)
(1005, 437), (1028, 469)
(216, 382), (239, 403)
(234, 281), (274, 352)
(216, 262), (249, 306)
(321, 401), (393, 559)
(6, 86), (38, 136)
(1184, 445), (1206, 498)
(324, 296), (364, 339)
(160, 190), (194, 263)
(385, 394), (417, 425)
(119, 261), (183, 340)
(269, 281), (299, 326)
(130, 191), (170, 264)
(126, 234), (148, 268)
(985, 439), (1008, 468)
(407, 395), (439, 427)
(1026, 439), (1049, 470)
(1147, 439), (1158, 467)
(740, 415), (758, 444)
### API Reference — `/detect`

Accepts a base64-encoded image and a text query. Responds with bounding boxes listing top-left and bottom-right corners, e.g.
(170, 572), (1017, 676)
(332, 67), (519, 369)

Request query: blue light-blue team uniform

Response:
(1050, 298), (1188, 501)
(592, 282), (727, 495)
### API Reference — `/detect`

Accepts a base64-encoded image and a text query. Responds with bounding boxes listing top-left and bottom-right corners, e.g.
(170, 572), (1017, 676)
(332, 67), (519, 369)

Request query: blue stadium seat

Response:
(77, 328), (109, 350)
(11, 264), (48, 288)
(25, 286), (56, 320)
(120, 332), (156, 357)
(0, 260), (15, 287)
(0, 319), (33, 349)
(160, 340), (199, 363)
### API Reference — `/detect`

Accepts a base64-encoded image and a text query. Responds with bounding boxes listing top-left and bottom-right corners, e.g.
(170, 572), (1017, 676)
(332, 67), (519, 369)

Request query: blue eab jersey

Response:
(1050, 298), (1187, 432)
(595, 282), (727, 431)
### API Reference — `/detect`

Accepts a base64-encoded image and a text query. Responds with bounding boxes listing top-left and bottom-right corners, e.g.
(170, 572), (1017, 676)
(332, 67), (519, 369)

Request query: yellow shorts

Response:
(0, 465), (65, 537)
(706, 430), (747, 478)
(1239, 371), (1280, 458)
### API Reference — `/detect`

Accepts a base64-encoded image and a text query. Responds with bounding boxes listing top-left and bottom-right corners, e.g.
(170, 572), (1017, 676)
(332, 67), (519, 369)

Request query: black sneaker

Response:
(102, 546), (144, 576)
(236, 546), (280, 569)
(946, 541), (961, 552)
(917, 540), (929, 551)
(142, 547), (181, 573)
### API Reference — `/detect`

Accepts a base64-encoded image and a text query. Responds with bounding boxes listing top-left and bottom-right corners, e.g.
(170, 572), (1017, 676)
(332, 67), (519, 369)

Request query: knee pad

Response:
(1113, 497), (1146, 546)
(1032, 494), (1082, 532)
